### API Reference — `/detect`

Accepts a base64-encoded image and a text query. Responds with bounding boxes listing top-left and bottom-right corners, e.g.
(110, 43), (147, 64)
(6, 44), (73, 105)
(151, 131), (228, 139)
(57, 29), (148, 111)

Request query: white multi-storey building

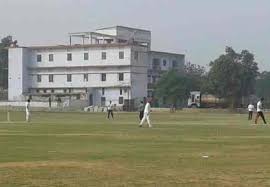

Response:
(8, 26), (185, 108)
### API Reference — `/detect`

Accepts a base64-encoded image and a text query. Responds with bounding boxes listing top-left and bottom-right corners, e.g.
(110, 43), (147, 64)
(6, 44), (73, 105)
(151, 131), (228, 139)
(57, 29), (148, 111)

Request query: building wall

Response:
(130, 46), (148, 100)
(8, 48), (30, 101)
(29, 46), (132, 68)
(29, 68), (131, 89)
(8, 45), (149, 106)
(148, 51), (185, 85)
(92, 87), (129, 106)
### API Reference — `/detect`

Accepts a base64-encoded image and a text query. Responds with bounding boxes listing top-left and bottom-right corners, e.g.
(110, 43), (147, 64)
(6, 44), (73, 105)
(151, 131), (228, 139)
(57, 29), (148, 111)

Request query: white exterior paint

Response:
(8, 26), (185, 108)
(8, 44), (149, 107)
(8, 48), (30, 101)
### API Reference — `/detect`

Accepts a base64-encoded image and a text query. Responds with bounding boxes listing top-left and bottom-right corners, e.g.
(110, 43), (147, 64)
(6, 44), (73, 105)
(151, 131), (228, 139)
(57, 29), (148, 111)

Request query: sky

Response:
(0, 0), (269, 71)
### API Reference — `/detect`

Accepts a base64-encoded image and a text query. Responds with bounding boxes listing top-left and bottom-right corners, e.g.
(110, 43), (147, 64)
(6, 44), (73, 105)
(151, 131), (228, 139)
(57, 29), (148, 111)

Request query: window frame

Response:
(37, 54), (42, 62)
(101, 73), (106, 81)
(67, 53), (72, 61)
(84, 52), (89, 61)
(83, 73), (88, 82)
(118, 73), (124, 81)
(67, 74), (72, 82)
(119, 51), (124, 59)
(119, 97), (124, 104)
(101, 52), (106, 60)
(37, 75), (42, 82)
(134, 51), (139, 60)
(49, 74), (54, 83)
(49, 54), (54, 62)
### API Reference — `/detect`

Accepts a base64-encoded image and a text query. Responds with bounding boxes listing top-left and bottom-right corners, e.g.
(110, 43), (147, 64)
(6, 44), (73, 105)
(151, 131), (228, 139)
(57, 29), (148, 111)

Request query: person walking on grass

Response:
(255, 98), (267, 125)
(247, 103), (254, 120)
(138, 101), (144, 120)
(107, 100), (114, 119)
(25, 99), (31, 122)
(139, 99), (152, 128)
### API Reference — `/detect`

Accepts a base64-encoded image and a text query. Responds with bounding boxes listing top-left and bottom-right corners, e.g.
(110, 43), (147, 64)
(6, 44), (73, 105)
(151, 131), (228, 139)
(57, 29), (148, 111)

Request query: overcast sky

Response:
(0, 0), (269, 71)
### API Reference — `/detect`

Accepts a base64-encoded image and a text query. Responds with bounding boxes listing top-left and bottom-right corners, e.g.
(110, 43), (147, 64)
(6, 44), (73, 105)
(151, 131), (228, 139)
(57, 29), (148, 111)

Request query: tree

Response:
(208, 47), (259, 108)
(155, 69), (197, 107)
(0, 36), (14, 89)
(185, 62), (207, 91)
(256, 71), (270, 107)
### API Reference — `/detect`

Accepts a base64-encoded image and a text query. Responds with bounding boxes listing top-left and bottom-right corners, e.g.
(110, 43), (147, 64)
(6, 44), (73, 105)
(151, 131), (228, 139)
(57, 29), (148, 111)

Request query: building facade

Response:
(8, 26), (185, 108)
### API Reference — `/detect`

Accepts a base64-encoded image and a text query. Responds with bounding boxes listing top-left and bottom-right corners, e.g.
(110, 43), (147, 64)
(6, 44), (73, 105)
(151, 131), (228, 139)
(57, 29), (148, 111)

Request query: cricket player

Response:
(247, 103), (254, 120)
(107, 100), (114, 119)
(139, 99), (152, 128)
(25, 99), (31, 122)
(255, 98), (267, 124)
(138, 101), (144, 120)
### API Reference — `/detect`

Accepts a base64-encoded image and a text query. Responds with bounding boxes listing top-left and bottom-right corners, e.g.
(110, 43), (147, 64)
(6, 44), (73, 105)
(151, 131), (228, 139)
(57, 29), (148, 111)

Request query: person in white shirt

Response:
(247, 103), (254, 120)
(107, 100), (114, 119)
(139, 99), (152, 128)
(255, 98), (267, 124)
(25, 99), (31, 122)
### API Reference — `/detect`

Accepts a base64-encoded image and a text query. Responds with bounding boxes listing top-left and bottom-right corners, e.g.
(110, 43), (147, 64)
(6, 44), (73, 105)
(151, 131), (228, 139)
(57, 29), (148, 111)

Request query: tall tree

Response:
(185, 62), (206, 91)
(208, 47), (259, 107)
(256, 71), (270, 107)
(0, 36), (14, 89)
(155, 70), (192, 106)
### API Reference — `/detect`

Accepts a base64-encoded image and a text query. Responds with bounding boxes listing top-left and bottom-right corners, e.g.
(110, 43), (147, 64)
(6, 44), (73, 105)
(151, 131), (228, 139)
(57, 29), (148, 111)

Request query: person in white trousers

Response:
(139, 100), (152, 128)
(25, 99), (31, 122)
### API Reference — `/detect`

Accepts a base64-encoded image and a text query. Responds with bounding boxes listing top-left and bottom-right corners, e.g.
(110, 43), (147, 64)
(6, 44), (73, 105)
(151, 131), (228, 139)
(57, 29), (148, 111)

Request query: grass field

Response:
(0, 110), (270, 187)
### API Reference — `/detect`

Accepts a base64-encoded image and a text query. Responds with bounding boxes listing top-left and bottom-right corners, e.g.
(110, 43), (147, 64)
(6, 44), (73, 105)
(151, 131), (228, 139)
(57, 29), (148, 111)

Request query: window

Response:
(152, 76), (156, 83)
(36, 89), (40, 93)
(37, 75), (42, 82)
(102, 88), (105, 95)
(43, 89), (47, 93)
(37, 54), (42, 62)
(101, 52), (106, 60)
(64, 89), (67, 93)
(67, 74), (72, 82)
(83, 74), (88, 82)
(84, 53), (89, 60)
(101, 97), (106, 106)
(68, 88), (72, 93)
(153, 58), (161, 70)
(119, 51), (124, 59)
(120, 88), (123, 95)
(172, 60), (178, 68)
(49, 54), (54, 62)
(134, 51), (139, 60)
(67, 53), (72, 61)
(119, 97), (124, 104)
(49, 75), (54, 82)
(119, 73), (124, 81)
(101, 73), (106, 81)
(163, 60), (167, 66)
(148, 75), (151, 83)
(51, 89), (55, 93)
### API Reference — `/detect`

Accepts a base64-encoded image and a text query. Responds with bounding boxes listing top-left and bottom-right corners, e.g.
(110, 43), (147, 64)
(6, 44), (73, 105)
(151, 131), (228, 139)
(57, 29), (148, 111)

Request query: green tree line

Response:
(155, 47), (270, 108)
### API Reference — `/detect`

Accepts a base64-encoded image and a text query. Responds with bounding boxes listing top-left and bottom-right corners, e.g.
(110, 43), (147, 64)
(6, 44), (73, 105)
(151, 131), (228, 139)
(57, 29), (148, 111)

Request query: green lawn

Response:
(0, 110), (270, 187)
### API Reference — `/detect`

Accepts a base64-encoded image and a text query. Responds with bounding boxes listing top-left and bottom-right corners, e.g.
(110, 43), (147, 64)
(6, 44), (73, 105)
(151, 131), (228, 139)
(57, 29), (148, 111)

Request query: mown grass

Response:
(0, 110), (270, 187)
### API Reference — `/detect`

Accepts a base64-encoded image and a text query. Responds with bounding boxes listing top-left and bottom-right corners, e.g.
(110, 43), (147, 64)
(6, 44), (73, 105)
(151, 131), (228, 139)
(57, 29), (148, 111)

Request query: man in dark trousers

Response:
(138, 101), (144, 120)
(255, 98), (267, 125)
(107, 100), (114, 119)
